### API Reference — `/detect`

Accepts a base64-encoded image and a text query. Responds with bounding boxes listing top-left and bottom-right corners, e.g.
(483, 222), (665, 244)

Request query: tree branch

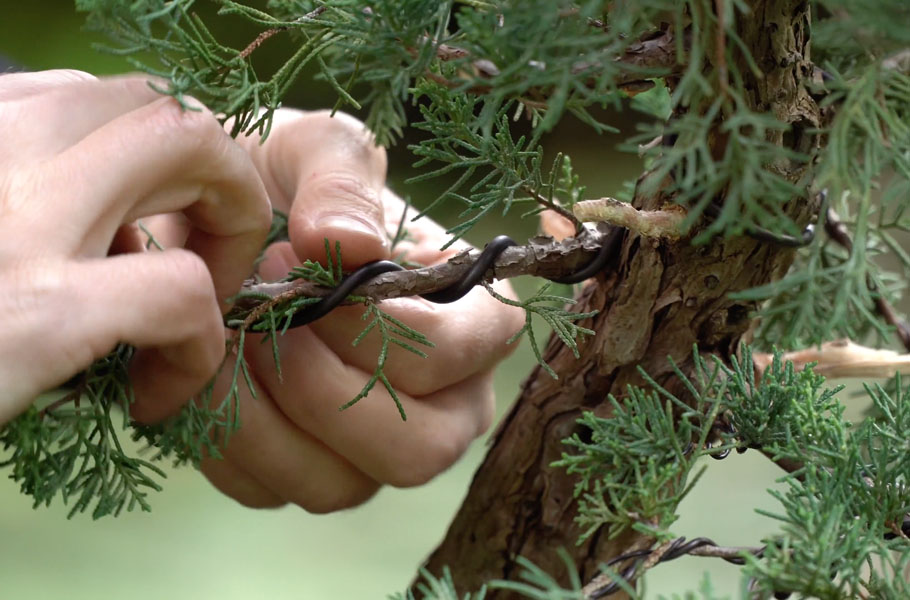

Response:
(420, 26), (681, 99)
(581, 537), (765, 599)
(227, 227), (612, 324)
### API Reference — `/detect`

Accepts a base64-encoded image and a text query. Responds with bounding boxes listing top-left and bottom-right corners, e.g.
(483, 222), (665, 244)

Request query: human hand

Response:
(131, 109), (525, 511)
(0, 70), (271, 424)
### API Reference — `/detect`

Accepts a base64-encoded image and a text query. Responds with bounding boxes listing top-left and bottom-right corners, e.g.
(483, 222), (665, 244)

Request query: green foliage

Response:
(393, 551), (585, 600)
(341, 302), (435, 420)
(552, 346), (910, 597)
(391, 566), (487, 600)
(0, 346), (165, 518)
(130, 330), (253, 466)
(70, 0), (910, 352)
(486, 550), (584, 600)
(484, 283), (597, 380)
(4, 1), (910, 596)
(812, 0), (910, 69)
(740, 374), (910, 598)
(396, 553), (735, 600)
(555, 352), (724, 542)
(739, 63), (910, 348)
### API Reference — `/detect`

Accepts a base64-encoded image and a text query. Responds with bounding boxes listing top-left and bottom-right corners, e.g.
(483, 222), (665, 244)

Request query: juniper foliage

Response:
(1, 0), (909, 598)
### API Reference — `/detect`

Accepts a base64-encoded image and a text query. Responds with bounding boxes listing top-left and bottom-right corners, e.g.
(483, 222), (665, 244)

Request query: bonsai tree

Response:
(3, 1), (910, 597)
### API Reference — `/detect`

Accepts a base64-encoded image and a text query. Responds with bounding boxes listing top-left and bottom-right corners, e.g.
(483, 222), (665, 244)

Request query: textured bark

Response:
(422, 2), (820, 596)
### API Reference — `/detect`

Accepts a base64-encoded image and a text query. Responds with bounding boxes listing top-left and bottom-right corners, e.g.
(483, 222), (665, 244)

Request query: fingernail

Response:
(315, 215), (388, 245)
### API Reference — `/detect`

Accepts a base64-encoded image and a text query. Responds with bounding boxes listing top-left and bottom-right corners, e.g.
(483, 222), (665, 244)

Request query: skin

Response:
(0, 70), (525, 511)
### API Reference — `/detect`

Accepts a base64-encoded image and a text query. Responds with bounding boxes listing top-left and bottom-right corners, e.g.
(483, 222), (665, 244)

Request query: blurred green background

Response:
(0, 4), (876, 598)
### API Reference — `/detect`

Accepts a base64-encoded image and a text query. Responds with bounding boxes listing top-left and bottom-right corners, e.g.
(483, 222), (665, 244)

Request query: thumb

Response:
(290, 171), (390, 269)
(281, 113), (390, 269)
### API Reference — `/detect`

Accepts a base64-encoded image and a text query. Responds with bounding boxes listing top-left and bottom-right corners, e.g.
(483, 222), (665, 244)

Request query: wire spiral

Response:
(282, 206), (815, 330)
(588, 515), (910, 599)
(589, 536), (761, 599)
(285, 226), (625, 329)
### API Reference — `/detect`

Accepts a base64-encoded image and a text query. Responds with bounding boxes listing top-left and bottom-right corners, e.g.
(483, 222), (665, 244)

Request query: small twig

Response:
(522, 184), (581, 230)
(40, 382), (86, 418)
(237, 6), (327, 60)
(640, 538), (674, 571)
(687, 543), (765, 561)
(824, 208), (910, 351)
(713, 0), (729, 97)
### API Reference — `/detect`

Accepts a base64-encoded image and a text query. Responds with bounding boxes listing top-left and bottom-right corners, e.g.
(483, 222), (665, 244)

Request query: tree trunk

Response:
(422, 1), (821, 596)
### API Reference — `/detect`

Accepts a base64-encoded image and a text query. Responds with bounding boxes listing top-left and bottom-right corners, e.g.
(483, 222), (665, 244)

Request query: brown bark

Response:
(421, 1), (821, 597)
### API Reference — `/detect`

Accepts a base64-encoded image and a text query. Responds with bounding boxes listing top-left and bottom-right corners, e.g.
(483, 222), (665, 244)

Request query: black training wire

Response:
(550, 226), (625, 284)
(589, 536), (765, 598)
(703, 202), (816, 248)
(286, 259), (408, 328)
(421, 235), (517, 303)
(285, 228), (621, 329)
(280, 197), (815, 330)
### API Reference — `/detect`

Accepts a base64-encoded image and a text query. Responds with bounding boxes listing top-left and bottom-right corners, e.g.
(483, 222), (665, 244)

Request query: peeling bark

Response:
(421, 2), (821, 597)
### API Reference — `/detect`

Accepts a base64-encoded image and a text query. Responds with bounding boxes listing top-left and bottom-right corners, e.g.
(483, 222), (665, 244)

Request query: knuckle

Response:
(0, 70), (97, 108)
(160, 249), (216, 308)
(307, 171), (383, 214)
(308, 109), (387, 174)
(147, 96), (221, 146)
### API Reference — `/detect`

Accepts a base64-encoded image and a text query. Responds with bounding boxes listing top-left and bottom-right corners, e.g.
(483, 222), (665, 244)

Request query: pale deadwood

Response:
(754, 339), (910, 380)
(573, 198), (687, 240)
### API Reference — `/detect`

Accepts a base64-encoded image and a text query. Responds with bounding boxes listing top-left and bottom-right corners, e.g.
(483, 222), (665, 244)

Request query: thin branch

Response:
(522, 184), (581, 230)
(582, 537), (765, 599)
(39, 386), (84, 418)
(227, 228), (612, 323)
(420, 26), (681, 98)
(237, 6), (327, 60)
(824, 208), (910, 351)
(687, 543), (764, 561)
(713, 0), (729, 97)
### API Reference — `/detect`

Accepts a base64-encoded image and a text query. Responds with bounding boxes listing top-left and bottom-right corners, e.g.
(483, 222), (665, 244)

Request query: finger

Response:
(1, 72), (167, 160)
(7, 250), (224, 421)
(239, 109), (389, 268)
(245, 325), (496, 488)
(257, 239), (524, 397)
(200, 457), (286, 509)
(43, 96), (271, 306)
(202, 353), (380, 512)
(108, 223), (147, 256)
(0, 69), (96, 102)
